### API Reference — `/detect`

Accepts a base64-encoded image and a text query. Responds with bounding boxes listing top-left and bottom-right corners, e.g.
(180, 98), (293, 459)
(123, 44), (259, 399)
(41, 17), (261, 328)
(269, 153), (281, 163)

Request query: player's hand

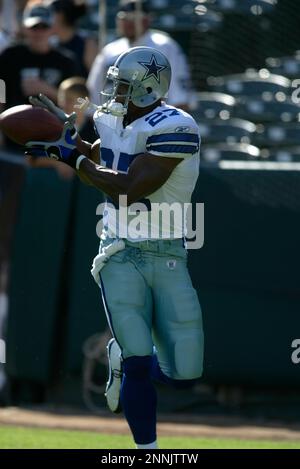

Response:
(24, 121), (80, 169)
(29, 93), (77, 127)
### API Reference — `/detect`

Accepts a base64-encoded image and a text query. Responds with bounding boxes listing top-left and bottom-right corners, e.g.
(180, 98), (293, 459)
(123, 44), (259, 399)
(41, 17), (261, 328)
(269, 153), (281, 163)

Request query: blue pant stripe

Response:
(99, 274), (123, 354)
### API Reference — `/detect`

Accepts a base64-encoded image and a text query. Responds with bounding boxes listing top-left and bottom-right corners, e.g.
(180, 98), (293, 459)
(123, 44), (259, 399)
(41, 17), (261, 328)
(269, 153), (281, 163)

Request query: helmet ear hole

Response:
(146, 87), (152, 94)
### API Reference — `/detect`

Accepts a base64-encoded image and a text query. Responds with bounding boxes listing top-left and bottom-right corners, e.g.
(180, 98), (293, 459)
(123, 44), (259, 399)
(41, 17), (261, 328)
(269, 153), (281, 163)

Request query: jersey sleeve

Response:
(145, 123), (200, 159)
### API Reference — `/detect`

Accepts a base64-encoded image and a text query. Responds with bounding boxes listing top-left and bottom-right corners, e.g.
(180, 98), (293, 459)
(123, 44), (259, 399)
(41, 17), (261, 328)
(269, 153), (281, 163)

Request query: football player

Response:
(26, 46), (204, 449)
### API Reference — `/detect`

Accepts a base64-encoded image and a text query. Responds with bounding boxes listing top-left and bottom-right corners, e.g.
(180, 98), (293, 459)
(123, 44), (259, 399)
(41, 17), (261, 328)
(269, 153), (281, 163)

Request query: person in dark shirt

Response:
(47, 0), (98, 78)
(0, 2), (80, 148)
(0, 2), (80, 110)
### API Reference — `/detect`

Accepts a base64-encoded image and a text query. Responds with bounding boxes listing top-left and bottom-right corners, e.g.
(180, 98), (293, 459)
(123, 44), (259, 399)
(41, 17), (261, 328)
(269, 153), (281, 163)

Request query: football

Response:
(0, 104), (63, 146)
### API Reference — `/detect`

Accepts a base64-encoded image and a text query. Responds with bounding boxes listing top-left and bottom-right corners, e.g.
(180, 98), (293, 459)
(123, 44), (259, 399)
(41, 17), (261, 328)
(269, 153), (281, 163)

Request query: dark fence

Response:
(3, 157), (300, 406)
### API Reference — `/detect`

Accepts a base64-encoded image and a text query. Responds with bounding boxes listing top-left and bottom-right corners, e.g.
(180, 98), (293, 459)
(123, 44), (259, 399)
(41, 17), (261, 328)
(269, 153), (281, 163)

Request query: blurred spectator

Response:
(0, 2), (80, 148)
(0, 0), (12, 52)
(0, 2), (79, 110)
(57, 76), (97, 141)
(47, 0), (98, 77)
(87, 0), (195, 111)
(0, 29), (9, 54)
(0, 0), (19, 42)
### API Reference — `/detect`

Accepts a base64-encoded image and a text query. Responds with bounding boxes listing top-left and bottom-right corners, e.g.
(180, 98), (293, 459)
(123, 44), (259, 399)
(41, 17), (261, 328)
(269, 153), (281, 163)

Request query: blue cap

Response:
(118, 0), (150, 14)
(23, 4), (53, 28)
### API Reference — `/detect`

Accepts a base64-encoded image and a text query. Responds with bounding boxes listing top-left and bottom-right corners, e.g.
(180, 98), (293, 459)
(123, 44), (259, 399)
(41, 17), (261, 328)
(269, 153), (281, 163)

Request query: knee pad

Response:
(174, 331), (204, 380)
(123, 355), (153, 380)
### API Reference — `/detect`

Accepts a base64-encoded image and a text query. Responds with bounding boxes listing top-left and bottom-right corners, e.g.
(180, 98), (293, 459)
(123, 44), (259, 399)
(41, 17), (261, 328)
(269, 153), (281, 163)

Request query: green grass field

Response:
(0, 425), (299, 449)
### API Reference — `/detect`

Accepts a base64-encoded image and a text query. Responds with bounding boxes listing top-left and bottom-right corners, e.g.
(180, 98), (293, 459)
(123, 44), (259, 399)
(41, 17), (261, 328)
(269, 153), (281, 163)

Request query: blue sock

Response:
(151, 353), (197, 389)
(120, 356), (157, 445)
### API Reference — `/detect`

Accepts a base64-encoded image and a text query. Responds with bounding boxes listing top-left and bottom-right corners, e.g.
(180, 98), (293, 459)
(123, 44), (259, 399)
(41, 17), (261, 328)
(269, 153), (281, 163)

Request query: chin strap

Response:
(76, 96), (127, 117)
(103, 101), (128, 117)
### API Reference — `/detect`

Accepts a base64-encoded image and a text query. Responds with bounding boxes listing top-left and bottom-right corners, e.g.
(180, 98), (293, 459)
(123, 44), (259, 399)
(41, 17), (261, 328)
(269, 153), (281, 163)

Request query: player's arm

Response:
(24, 115), (182, 199)
(76, 139), (100, 185)
(25, 124), (194, 200)
(76, 135), (92, 158)
(26, 134), (93, 173)
(77, 153), (182, 205)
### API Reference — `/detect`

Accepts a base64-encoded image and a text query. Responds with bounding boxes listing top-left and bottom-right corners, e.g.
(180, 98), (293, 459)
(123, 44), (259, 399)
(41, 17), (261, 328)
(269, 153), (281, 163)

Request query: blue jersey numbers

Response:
(145, 108), (180, 127)
(101, 148), (139, 172)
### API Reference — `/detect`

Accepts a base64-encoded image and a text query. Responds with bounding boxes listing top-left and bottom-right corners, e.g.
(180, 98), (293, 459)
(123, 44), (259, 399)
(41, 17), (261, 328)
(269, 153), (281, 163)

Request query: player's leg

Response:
(99, 249), (158, 448)
(151, 247), (204, 384)
(99, 250), (153, 358)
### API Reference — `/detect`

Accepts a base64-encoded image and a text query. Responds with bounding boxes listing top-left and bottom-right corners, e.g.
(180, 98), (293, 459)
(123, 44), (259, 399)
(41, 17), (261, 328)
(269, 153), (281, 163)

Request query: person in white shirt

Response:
(87, 0), (194, 111)
(0, 30), (9, 54)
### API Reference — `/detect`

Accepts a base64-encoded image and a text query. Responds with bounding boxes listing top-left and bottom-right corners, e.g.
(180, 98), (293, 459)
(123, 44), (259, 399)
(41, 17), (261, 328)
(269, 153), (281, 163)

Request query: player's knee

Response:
(113, 314), (153, 358)
(123, 355), (153, 380)
(174, 333), (204, 380)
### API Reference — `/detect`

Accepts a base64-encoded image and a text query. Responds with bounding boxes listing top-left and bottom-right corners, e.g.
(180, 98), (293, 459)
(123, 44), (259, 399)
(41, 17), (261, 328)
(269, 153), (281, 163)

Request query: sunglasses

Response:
(29, 23), (51, 31)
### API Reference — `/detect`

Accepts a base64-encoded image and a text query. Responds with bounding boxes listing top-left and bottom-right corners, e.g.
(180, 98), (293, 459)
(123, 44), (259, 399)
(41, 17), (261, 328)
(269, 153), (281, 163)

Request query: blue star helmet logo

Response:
(138, 54), (168, 83)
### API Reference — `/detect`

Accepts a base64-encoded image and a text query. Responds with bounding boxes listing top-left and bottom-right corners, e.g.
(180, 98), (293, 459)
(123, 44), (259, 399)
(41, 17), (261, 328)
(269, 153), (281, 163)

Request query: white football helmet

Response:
(100, 46), (172, 116)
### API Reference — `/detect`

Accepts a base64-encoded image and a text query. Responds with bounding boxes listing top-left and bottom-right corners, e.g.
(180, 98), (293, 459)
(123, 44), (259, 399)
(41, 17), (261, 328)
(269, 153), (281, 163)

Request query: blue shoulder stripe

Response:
(147, 144), (199, 154)
(147, 133), (199, 144)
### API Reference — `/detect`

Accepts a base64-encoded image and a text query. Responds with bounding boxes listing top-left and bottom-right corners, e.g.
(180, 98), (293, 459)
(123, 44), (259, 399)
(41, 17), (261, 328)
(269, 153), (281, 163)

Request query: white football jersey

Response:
(93, 102), (200, 241)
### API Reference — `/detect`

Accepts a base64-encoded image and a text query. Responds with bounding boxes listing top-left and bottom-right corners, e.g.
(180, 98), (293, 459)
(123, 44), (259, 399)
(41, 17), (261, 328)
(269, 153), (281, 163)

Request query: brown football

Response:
(0, 104), (63, 145)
